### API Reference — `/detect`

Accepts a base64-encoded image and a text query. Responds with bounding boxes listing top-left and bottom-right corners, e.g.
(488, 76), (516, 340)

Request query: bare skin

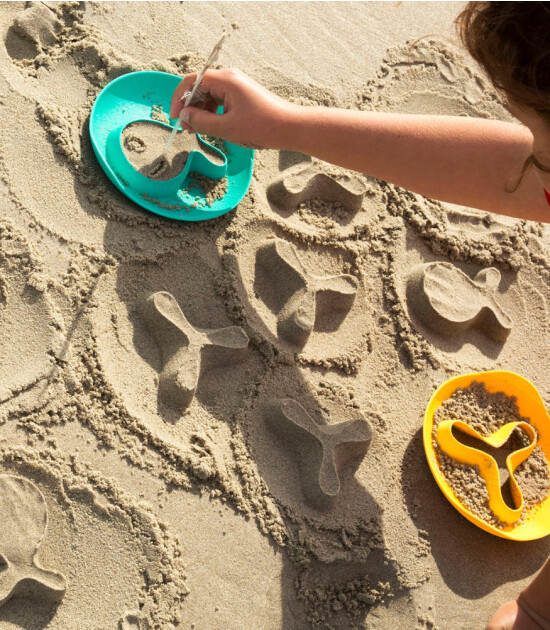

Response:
(486, 601), (541, 630)
(170, 69), (550, 223)
(170, 69), (550, 630)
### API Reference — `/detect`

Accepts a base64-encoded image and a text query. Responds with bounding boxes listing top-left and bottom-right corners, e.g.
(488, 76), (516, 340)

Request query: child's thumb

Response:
(180, 107), (225, 137)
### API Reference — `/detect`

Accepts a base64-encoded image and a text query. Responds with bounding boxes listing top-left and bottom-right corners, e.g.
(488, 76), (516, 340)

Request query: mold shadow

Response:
(254, 247), (304, 317)
(253, 238), (359, 349)
(0, 594), (61, 629)
(400, 427), (550, 599)
(405, 304), (508, 361)
(245, 365), (408, 628)
(4, 27), (39, 61)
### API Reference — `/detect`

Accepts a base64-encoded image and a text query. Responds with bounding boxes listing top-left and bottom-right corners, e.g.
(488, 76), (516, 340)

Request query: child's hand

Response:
(169, 69), (296, 149)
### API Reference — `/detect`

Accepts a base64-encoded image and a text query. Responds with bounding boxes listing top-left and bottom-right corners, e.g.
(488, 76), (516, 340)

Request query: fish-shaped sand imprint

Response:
(139, 291), (249, 411)
(265, 399), (373, 508)
(257, 238), (358, 347)
(407, 262), (513, 342)
(0, 475), (66, 607)
(267, 163), (367, 212)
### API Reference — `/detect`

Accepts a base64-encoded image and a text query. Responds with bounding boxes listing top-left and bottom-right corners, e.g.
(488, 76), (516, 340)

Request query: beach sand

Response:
(0, 2), (549, 629)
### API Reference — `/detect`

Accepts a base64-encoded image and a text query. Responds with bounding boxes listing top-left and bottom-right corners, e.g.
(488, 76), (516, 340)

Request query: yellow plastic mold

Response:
(424, 371), (550, 540)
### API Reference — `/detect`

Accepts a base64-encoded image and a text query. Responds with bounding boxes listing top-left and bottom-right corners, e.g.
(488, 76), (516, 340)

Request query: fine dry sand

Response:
(0, 2), (550, 629)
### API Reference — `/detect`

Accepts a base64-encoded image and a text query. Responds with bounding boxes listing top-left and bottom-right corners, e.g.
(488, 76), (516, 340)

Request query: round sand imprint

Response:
(223, 217), (371, 366)
(90, 246), (265, 455)
(0, 445), (188, 629)
(359, 38), (509, 120)
(357, 38), (533, 270)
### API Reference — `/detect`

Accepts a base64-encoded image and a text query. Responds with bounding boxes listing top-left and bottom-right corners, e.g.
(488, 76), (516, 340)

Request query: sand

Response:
(122, 121), (225, 180)
(1, 1), (550, 629)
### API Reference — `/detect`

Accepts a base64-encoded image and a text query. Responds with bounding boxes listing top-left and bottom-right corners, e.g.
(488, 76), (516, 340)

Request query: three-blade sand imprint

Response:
(0, 475), (66, 608)
(267, 163), (367, 213)
(139, 291), (249, 411)
(257, 238), (358, 347)
(407, 262), (513, 342)
(265, 398), (373, 508)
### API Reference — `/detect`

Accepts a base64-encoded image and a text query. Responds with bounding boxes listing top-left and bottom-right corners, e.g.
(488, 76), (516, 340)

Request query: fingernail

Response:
(181, 108), (190, 123)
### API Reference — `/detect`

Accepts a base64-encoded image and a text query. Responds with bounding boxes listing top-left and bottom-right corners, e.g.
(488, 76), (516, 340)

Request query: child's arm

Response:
(171, 69), (548, 223)
(485, 555), (550, 629)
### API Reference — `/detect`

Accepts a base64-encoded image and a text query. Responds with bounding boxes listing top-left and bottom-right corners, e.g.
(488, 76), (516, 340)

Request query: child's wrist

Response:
(269, 103), (309, 152)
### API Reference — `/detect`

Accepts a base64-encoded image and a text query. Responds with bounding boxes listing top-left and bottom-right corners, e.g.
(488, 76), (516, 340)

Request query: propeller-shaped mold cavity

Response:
(139, 291), (249, 411)
(256, 239), (358, 347)
(264, 398), (373, 509)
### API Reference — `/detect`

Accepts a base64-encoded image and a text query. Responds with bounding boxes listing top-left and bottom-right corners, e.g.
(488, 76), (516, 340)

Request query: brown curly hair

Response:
(457, 2), (550, 120)
(456, 2), (550, 188)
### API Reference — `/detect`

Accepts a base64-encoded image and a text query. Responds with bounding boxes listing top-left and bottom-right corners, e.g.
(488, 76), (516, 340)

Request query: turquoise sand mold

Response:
(90, 71), (254, 221)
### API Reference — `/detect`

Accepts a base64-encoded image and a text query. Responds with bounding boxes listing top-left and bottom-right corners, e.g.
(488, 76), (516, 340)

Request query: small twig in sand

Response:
(161, 33), (227, 158)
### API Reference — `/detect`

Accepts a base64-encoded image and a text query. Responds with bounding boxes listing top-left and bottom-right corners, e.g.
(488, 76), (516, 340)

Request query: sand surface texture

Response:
(122, 121), (225, 180)
(1, 2), (550, 629)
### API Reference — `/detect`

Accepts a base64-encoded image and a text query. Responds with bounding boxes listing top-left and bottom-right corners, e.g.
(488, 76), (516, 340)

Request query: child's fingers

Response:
(170, 73), (198, 118)
(180, 106), (227, 138)
(170, 69), (235, 118)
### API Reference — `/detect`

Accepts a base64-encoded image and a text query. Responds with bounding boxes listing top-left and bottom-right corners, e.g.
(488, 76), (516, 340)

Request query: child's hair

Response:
(457, 2), (550, 122)
(456, 2), (550, 189)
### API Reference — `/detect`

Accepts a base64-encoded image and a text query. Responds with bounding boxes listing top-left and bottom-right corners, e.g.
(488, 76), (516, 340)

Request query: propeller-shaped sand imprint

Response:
(139, 291), (249, 411)
(407, 262), (513, 342)
(265, 399), (373, 508)
(257, 238), (358, 347)
(0, 475), (66, 607)
(267, 163), (367, 212)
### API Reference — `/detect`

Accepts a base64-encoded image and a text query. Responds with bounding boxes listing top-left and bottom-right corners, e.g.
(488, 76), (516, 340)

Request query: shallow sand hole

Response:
(121, 121), (224, 181)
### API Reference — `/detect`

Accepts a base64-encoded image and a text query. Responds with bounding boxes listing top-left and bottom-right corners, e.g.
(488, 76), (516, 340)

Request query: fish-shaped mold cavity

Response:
(121, 121), (224, 182)
(267, 163), (367, 212)
(0, 475), (66, 607)
(406, 262), (513, 342)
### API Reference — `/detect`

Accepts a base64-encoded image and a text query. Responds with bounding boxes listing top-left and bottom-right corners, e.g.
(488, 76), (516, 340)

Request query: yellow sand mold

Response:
(436, 420), (537, 524)
(424, 371), (550, 540)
